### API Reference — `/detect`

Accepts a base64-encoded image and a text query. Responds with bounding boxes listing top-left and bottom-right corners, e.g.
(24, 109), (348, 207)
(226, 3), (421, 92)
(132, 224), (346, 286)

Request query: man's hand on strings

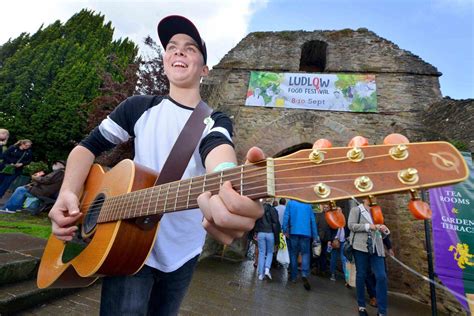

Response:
(49, 191), (83, 241)
(198, 147), (265, 245)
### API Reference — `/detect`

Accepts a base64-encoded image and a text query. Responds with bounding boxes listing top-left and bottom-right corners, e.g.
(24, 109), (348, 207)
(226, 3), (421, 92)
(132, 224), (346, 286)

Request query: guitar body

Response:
(37, 159), (159, 288)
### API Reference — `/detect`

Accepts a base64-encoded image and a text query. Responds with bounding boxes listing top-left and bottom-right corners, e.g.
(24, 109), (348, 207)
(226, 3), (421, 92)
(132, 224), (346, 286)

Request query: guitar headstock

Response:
(272, 141), (468, 204)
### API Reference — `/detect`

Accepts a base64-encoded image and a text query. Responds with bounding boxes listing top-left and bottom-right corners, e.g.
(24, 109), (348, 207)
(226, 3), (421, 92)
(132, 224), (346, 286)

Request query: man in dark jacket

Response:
(0, 160), (65, 214)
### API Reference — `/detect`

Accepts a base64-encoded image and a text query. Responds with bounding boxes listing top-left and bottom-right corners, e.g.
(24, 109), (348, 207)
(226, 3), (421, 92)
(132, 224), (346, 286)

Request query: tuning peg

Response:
(310, 139), (332, 164)
(383, 133), (410, 145)
(314, 138), (333, 149)
(368, 196), (384, 224)
(324, 201), (346, 229)
(348, 136), (369, 147)
(408, 189), (432, 220)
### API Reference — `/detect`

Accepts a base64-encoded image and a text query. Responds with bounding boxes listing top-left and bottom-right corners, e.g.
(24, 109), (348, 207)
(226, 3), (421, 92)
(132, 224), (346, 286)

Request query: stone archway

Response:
(273, 142), (313, 158)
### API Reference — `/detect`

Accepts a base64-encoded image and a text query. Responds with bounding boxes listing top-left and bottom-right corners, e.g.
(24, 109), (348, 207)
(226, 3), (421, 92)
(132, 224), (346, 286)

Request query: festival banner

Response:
(430, 152), (474, 312)
(245, 71), (377, 112)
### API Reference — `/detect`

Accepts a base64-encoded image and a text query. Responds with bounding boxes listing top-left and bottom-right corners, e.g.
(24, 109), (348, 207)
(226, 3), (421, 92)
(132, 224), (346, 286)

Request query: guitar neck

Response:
(97, 160), (271, 223)
(95, 141), (469, 223)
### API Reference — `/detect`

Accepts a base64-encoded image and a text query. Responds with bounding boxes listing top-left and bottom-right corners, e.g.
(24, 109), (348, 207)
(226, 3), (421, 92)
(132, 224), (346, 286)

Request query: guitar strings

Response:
(97, 180), (381, 220)
(79, 159), (406, 220)
(77, 150), (394, 211)
(85, 168), (406, 222)
(76, 151), (408, 219)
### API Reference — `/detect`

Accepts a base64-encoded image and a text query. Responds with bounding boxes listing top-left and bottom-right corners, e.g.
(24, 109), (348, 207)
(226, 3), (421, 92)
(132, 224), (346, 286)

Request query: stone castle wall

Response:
(201, 28), (470, 313)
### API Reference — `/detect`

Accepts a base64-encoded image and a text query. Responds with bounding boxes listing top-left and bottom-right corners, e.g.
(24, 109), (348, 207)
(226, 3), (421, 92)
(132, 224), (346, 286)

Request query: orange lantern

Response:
(325, 207), (346, 229)
(370, 205), (384, 224)
(348, 136), (369, 147)
(314, 138), (333, 149)
(383, 133), (409, 145)
(408, 199), (432, 220)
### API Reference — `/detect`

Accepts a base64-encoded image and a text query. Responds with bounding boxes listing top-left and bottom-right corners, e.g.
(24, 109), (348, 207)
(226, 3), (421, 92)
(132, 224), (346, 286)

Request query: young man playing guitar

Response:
(48, 15), (265, 315)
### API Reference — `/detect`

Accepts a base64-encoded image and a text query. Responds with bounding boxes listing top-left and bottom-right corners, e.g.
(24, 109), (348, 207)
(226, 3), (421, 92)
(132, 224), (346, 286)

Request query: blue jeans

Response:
(354, 250), (387, 315)
(288, 235), (311, 280)
(257, 232), (274, 276)
(0, 172), (20, 198)
(330, 241), (347, 276)
(3, 185), (32, 211)
(100, 255), (199, 316)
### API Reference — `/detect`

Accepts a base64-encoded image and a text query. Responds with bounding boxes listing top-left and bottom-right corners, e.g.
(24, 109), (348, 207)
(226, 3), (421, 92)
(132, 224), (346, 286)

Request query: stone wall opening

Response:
(299, 40), (328, 72)
(273, 142), (313, 158)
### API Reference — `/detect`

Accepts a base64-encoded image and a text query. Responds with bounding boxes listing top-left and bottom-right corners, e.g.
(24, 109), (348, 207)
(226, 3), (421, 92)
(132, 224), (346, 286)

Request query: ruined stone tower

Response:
(201, 28), (467, 313)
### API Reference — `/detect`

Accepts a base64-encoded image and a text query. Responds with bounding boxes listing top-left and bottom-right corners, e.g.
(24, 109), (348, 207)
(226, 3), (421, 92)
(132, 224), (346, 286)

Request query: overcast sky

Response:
(0, 0), (472, 99)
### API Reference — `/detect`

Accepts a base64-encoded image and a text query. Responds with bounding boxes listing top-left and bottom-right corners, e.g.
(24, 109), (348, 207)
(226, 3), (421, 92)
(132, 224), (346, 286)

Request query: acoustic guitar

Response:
(37, 141), (469, 288)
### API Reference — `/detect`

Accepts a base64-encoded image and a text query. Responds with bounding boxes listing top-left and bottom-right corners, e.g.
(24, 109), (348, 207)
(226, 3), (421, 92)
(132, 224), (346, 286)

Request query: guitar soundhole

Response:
(61, 193), (105, 263)
(62, 226), (88, 263)
(83, 193), (105, 235)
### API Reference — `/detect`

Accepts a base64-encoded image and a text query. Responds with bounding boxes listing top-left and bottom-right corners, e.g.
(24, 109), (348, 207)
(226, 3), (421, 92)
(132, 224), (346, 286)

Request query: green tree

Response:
(86, 36), (169, 167)
(0, 9), (138, 163)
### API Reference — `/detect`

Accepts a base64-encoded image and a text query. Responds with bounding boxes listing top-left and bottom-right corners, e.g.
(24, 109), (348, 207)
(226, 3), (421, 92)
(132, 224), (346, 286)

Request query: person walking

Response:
(254, 202), (280, 280)
(275, 198), (286, 225)
(348, 198), (390, 316)
(329, 227), (347, 282)
(283, 199), (318, 290)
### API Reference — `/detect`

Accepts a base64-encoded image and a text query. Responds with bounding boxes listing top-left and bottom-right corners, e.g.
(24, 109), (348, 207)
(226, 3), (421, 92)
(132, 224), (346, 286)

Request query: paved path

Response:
(19, 257), (438, 315)
(1, 192), (439, 315)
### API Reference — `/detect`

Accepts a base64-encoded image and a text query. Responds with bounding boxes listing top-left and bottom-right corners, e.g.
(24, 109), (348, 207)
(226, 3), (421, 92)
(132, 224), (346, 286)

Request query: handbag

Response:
(276, 234), (290, 266)
(332, 238), (341, 249)
(1, 150), (26, 175)
(312, 239), (322, 257)
(345, 261), (357, 287)
(343, 209), (361, 263)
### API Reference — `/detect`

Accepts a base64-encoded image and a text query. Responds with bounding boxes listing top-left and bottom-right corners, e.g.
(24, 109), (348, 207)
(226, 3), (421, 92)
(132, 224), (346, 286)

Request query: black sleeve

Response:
(3, 146), (16, 164)
(22, 149), (33, 165)
(79, 127), (116, 157)
(198, 111), (234, 166)
(80, 95), (163, 157)
(383, 235), (392, 249)
(271, 207), (281, 233)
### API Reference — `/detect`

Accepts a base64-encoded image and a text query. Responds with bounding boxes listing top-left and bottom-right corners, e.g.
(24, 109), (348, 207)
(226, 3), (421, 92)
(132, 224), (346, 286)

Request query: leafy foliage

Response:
(86, 36), (169, 167)
(0, 9), (138, 163)
(450, 140), (469, 152)
(23, 161), (49, 175)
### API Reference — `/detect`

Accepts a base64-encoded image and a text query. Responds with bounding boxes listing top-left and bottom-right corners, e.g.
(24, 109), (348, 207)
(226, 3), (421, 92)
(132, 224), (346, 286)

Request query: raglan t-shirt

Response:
(80, 95), (234, 272)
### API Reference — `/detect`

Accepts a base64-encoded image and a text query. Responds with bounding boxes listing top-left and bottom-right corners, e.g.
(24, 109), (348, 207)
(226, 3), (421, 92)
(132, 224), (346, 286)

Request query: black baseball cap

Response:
(157, 15), (207, 65)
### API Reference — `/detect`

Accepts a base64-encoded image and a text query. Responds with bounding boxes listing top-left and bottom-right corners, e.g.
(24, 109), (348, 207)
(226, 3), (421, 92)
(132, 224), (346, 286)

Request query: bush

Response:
(23, 161), (49, 175)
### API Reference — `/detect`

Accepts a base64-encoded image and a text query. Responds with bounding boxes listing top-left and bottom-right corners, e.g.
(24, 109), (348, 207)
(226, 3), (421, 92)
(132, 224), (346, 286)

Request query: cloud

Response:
(0, 0), (268, 67)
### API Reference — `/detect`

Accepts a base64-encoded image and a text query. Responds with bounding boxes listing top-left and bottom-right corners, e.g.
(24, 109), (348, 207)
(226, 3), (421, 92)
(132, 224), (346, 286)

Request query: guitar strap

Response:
(154, 100), (212, 186)
(136, 100), (212, 229)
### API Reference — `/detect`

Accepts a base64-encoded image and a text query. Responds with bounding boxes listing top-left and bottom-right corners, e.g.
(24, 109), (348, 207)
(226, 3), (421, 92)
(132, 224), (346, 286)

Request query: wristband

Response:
(213, 162), (237, 172)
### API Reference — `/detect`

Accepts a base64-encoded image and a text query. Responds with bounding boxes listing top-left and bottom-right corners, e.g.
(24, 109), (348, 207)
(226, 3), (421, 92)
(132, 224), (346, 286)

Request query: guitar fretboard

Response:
(95, 162), (269, 223)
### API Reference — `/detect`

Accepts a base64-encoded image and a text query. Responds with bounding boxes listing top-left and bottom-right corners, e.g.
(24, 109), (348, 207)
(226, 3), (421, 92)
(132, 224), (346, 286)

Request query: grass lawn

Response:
(0, 211), (51, 239)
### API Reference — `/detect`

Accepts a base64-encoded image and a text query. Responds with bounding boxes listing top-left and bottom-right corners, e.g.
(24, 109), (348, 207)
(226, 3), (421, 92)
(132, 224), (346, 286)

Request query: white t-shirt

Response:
(81, 95), (233, 272)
